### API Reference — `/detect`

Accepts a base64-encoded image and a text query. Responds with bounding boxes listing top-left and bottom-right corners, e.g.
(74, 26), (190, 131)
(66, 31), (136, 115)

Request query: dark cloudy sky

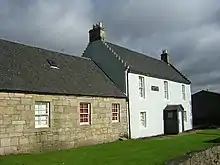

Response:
(1, 0), (220, 94)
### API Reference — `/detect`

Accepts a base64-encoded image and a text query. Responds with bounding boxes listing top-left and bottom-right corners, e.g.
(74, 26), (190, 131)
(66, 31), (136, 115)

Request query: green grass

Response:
(0, 129), (219, 165)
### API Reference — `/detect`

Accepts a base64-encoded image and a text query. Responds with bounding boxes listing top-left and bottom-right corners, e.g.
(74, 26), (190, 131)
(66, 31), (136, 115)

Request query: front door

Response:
(164, 110), (179, 134)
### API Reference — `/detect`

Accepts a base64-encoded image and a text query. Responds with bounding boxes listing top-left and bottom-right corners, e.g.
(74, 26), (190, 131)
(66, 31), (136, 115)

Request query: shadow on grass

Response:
(196, 132), (220, 136)
(193, 124), (220, 130)
(204, 137), (220, 144)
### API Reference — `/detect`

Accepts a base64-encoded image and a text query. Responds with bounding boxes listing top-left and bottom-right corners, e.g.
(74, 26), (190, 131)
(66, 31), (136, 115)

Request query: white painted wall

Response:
(128, 72), (192, 139)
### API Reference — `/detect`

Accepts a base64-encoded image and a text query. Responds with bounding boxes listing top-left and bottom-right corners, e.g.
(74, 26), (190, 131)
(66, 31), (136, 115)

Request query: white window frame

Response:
(112, 103), (120, 122)
(182, 84), (186, 100)
(139, 76), (145, 98)
(79, 103), (91, 125)
(35, 101), (50, 128)
(183, 111), (187, 122)
(140, 112), (147, 128)
(164, 81), (169, 100)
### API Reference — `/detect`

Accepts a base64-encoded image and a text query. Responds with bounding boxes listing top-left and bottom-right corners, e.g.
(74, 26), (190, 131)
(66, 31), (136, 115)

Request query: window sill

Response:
(35, 126), (50, 129)
(112, 120), (119, 123)
(80, 123), (90, 126)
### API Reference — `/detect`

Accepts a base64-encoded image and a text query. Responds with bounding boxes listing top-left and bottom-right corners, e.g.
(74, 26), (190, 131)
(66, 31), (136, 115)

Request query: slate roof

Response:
(164, 105), (184, 111)
(85, 40), (190, 84)
(192, 90), (220, 96)
(106, 42), (190, 84)
(0, 39), (126, 98)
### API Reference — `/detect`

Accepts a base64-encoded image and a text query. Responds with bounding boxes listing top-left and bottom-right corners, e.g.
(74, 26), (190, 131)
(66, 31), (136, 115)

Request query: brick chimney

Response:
(161, 49), (170, 64)
(89, 22), (106, 43)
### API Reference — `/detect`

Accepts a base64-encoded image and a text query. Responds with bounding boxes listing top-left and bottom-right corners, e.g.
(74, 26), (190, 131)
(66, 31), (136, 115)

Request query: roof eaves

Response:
(169, 64), (191, 84)
(0, 89), (127, 98)
(129, 69), (189, 84)
(164, 104), (184, 111)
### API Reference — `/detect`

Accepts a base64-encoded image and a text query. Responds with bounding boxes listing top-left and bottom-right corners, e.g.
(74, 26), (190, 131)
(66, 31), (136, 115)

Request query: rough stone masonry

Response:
(166, 145), (220, 165)
(0, 92), (128, 155)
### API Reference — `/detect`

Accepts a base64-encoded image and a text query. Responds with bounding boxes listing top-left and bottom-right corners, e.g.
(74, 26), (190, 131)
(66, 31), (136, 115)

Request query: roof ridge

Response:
(102, 41), (129, 68)
(81, 42), (91, 59)
(106, 41), (162, 63)
(196, 90), (220, 95)
(106, 41), (190, 84)
(0, 38), (91, 62)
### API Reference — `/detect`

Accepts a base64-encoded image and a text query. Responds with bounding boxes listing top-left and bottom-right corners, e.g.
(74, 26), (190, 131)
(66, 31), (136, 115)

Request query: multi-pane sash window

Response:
(183, 111), (187, 122)
(164, 81), (169, 99)
(112, 103), (120, 122)
(140, 112), (147, 128)
(182, 85), (186, 100)
(80, 103), (90, 124)
(35, 102), (50, 128)
(139, 76), (145, 98)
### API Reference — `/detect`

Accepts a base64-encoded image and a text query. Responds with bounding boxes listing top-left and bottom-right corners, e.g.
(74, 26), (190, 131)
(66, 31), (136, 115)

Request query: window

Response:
(183, 111), (187, 122)
(47, 59), (59, 69)
(182, 85), (186, 100)
(151, 85), (159, 91)
(112, 103), (120, 122)
(164, 81), (169, 99)
(140, 112), (147, 128)
(35, 102), (50, 128)
(167, 112), (173, 118)
(139, 76), (145, 98)
(80, 103), (91, 125)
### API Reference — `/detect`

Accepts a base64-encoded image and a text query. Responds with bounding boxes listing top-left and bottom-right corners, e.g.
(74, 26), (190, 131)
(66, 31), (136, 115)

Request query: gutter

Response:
(125, 66), (132, 139)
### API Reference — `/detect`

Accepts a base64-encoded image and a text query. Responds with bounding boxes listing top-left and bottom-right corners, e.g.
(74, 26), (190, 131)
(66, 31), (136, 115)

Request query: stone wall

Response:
(166, 145), (220, 165)
(0, 92), (128, 155)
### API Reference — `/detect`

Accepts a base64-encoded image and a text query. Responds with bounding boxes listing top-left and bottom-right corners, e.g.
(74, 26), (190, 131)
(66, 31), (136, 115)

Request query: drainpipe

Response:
(125, 66), (131, 139)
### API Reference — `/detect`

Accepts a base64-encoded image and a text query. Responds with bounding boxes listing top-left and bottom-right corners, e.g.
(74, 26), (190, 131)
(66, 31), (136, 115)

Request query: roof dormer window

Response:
(47, 59), (59, 69)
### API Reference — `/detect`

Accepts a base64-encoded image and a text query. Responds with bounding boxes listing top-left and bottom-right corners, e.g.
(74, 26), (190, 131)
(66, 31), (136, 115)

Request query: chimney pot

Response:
(161, 49), (170, 64)
(162, 49), (168, 54)
(89, 22), (106, 43)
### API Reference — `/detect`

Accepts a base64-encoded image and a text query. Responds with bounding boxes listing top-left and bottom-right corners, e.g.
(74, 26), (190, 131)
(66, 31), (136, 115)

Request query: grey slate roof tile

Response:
(0, 39), (126, 98)
(164, 105), (184, 111)
(105, 42), (190, 84)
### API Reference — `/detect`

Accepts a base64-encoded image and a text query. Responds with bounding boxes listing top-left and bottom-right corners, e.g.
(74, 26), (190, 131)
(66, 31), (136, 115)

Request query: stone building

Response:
(0, 39), (128, 155)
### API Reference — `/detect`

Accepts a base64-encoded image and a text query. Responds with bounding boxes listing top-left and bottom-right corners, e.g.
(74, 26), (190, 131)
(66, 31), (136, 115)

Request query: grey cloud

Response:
(0, 0), (94, 54)
(0, 0), (220, 93)
(93, 0), (220, 93)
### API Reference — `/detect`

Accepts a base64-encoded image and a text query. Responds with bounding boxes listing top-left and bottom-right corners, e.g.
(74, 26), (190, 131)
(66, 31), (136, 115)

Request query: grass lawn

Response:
(0, 129), (219, 165)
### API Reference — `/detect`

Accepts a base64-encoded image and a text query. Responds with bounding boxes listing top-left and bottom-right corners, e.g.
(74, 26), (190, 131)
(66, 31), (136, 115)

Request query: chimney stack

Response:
(161, 49), (170, 64)
(89, 22), (106, 43)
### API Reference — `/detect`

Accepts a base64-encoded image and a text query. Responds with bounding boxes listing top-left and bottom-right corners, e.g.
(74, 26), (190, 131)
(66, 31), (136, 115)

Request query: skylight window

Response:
(47, 59), (59, 69)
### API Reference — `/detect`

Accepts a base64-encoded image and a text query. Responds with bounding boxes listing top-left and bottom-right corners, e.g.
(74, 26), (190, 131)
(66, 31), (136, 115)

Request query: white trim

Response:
(164, 81), (169, 100)
(140, 111), (147, 128)
(112, 103), (120, 122)
(79, 122), (90, 126)
(183, 111), (187, 122)
(79, 103), (91, 125)
(138, 76), (145, 98)
(35, 101), (50, 128)
(35, 125), (50, 129)
(182, 84), (186, 100)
